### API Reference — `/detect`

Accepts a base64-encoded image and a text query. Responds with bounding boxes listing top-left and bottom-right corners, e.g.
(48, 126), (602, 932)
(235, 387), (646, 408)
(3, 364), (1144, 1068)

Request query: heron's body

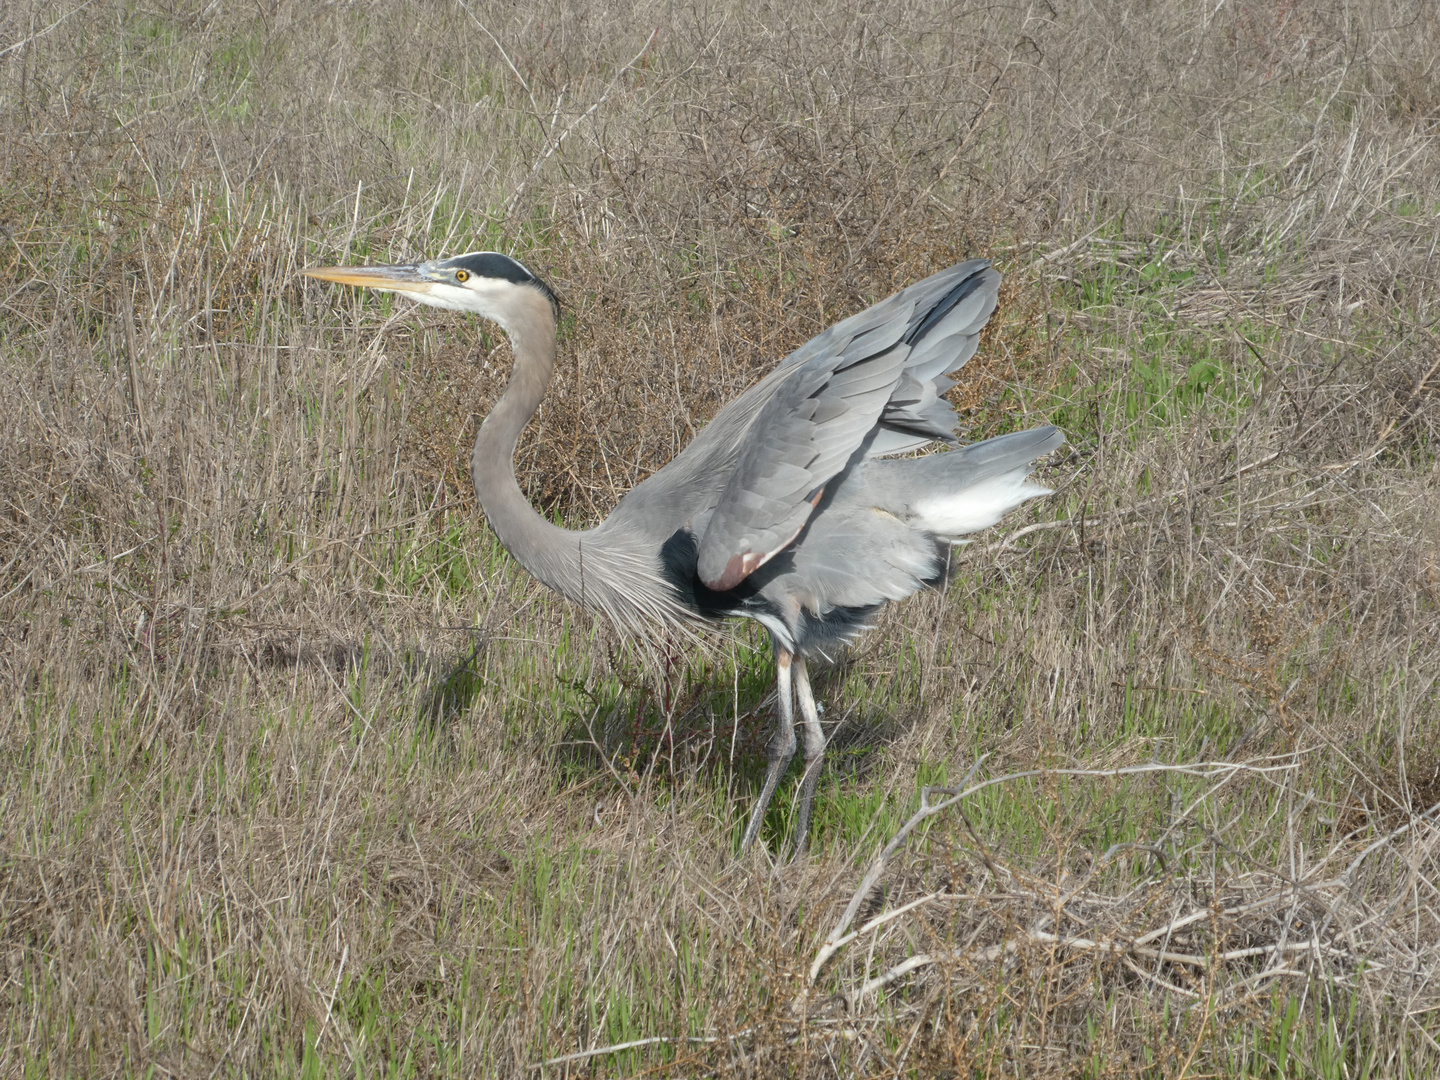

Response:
(305, 251), (1063, 855)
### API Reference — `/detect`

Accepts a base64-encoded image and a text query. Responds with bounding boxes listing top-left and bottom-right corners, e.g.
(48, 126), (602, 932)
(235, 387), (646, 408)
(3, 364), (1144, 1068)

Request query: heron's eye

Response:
(454, 269), (470, 282)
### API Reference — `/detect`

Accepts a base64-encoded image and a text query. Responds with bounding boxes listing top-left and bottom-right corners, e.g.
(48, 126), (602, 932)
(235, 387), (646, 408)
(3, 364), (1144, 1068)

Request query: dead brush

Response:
(544, 755), (1440, 1075)
(806, 758), (1435, 1021)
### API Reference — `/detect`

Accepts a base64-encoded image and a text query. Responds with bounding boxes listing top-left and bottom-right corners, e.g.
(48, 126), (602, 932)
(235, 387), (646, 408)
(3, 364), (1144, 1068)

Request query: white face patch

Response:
(408, 275), (540, 339)
(409, 281), (478, 313)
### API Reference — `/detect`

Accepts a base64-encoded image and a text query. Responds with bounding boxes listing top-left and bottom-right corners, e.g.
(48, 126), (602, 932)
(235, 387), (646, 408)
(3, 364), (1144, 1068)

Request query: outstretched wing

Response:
(695, 260), (1000, 591)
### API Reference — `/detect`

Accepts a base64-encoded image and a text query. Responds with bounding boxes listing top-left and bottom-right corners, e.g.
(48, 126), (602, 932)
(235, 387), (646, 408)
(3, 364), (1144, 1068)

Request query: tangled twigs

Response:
(805, 756), (1440, 1021)
(808, 758), (1301, 987)
(844, 908), (1356, 1011)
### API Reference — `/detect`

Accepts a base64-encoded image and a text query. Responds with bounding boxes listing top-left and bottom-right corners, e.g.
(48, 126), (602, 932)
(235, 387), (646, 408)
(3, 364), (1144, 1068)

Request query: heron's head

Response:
(302, 250), (559, 339)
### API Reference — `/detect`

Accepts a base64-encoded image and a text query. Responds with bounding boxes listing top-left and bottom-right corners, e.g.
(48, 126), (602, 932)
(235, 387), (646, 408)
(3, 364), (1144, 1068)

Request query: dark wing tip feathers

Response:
(903, 262), (998, 347)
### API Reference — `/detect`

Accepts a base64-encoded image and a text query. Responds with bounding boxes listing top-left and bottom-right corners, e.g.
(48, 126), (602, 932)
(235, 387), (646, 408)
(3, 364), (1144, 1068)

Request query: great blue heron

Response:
(303, 251), (1063, 855)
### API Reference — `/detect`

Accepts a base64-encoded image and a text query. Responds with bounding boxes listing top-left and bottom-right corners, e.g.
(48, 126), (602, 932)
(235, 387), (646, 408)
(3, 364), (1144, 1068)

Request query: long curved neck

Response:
(467, 287), (685, 634)
(470, 305), (585, 596)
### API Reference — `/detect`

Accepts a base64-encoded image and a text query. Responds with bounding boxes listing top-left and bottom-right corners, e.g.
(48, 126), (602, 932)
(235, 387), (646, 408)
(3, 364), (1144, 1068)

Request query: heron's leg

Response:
(739, 649), (797, 853)
(790, 656), (828, 857)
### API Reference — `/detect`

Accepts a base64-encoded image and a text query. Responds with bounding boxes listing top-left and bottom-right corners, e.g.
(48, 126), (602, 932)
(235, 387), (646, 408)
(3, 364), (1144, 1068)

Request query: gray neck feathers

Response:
(468, 305), (687, 634)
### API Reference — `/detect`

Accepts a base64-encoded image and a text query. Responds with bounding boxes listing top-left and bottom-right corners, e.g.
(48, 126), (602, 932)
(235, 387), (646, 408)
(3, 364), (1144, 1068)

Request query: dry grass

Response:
(3, 0), (1440, 1075)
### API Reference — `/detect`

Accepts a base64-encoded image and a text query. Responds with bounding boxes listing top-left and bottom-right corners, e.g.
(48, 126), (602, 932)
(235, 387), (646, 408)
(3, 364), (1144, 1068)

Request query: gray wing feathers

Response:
(869, 266), (1000, 457)
(904, 293), (991, 381)
(775, 292), (911, 372)
(696, 340), (912, 589)
(692, 260), (1004, 591)
(789, 510), (941, 609)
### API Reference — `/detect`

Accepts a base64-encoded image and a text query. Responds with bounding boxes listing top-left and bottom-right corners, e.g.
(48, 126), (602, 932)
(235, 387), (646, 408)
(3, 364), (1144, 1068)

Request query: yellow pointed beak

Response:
(301, 263), (435, 294)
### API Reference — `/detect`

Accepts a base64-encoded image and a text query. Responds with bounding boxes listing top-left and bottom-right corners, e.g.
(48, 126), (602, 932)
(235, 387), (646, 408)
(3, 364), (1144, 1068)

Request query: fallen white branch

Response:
(846, 930), (1348, 1009)
(536, 1029), (754, 1069)
(810, 758), (1302, 985)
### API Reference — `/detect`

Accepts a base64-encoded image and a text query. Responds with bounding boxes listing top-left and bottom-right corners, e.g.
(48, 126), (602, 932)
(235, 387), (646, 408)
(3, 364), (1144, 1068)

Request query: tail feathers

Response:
(868, 425), (1065, 539)
(912, 469), (1052, 539)
(944, 425), (1066, 480)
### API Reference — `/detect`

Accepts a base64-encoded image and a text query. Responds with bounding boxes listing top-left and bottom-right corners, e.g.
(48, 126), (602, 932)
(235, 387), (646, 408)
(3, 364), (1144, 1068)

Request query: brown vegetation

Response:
(3, 0), (1440, 1075)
